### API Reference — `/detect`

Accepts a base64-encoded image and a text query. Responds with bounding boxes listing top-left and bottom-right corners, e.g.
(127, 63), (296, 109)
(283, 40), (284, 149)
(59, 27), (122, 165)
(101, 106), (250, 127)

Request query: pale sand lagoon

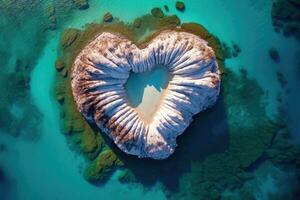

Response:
(125, 65), (170, 122)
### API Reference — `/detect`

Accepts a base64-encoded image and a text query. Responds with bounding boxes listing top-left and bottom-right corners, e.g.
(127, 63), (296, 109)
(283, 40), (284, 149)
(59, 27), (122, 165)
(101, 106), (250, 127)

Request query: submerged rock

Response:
(56, 94), (65, 103)
(61, 28), (80, 49)
(163, 15), (181, 27)
(55, 58), (65, 71)
(164, 5), (169, 12)
(45, 4), (57, 30)
(71, 30), (221, 159)
(103, 12), (113, 22)
(84, 150), (123, 182)
(133, 18), (142, 28)
(232, 43), (241, 54)
(272, 0), (300, 41)
(221, 42), (232, 59)
(269, 47), (280, 63)
(221, 42), (241, 58)
(267, 128), (300, 165)
(176, 1), (185, 12)
(277, 71), (288, 87)
(151, 7), (164, 18)
(61, 68), (68, 77)
(73, 0), (89, 10)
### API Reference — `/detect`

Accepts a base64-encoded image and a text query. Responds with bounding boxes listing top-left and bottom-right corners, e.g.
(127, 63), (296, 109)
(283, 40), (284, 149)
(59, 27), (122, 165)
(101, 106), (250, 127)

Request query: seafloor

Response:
(0, 0), (300, 200)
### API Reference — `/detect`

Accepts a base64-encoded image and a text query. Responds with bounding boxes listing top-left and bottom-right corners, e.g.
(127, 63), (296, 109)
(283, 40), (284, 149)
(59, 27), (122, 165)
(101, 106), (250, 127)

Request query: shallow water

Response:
(0, 0), (299, 200)
(125, 65), (169, 121)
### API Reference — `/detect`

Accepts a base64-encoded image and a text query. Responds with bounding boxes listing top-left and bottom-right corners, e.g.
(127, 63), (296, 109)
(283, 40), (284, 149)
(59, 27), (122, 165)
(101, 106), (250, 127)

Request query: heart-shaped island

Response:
(71, 30), (220, 159)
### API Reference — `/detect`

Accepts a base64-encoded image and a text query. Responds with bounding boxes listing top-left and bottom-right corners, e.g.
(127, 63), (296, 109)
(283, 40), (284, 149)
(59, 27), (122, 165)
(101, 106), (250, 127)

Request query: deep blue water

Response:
(0, 0), (299, 199)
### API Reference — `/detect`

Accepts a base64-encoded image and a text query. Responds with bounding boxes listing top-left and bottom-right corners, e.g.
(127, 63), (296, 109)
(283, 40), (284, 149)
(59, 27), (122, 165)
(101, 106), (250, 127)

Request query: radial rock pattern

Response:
(71, 30), (221, 159)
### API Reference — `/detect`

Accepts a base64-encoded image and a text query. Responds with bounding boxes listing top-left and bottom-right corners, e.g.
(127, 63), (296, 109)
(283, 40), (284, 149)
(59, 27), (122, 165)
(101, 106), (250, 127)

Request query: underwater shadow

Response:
(107, 88), (230, 192)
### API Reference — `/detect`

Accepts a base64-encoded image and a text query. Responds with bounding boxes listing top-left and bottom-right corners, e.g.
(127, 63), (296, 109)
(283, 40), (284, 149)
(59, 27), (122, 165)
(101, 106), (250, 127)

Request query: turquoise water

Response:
(0, 0), (299, 199)
(125, 65), (169, 121)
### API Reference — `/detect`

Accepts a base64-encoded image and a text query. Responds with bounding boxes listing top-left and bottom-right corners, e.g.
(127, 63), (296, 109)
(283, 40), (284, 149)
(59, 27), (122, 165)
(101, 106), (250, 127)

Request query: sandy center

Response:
(125, 65), (170, 122)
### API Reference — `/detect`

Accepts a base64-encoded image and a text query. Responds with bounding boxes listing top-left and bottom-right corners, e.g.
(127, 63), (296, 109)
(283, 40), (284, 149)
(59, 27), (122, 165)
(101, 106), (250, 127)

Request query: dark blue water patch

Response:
(0, 166), (5, 182)
(0, 165), (15, 200)
(0, 144), (6, 152)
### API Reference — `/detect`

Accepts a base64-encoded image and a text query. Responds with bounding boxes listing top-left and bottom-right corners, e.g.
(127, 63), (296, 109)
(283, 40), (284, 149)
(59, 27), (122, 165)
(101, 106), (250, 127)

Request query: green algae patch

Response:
(175, 1), (186, 12)
(117, 169), (137, 183)
(54, 11), (225, 185)
(267, 127), (300, 167)
(61, 28), (80, 49)
(84, 150), (124, 182)
(222, 69), (278, 168)
(151, 7), (164, 18)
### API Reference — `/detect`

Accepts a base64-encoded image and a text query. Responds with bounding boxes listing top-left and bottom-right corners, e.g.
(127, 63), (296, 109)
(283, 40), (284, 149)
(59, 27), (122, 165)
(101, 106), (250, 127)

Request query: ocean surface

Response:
(0, 0), (299, 200)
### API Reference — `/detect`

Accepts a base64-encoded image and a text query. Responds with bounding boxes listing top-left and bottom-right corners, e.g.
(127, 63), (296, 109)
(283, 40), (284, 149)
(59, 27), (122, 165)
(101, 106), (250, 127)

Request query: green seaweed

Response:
(267, 128), (300, 166)
(151, 7), (164, 18)
(61, 28), (81, 49)
(84, 150), (124, 182)
(117, 169), (137, 183)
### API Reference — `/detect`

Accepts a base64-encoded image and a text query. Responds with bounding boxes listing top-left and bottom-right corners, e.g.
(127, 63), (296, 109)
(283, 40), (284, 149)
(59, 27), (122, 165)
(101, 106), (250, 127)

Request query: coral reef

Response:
(73, 0), (89, 10)
(267, 128), (300, 167)
(272, 0), (300, 41)
(175, 1), (185, 12)
(269, 47), (280, 63)
(84, 150), (124, 182)
(276, 71), (288, 87)
(0, 0), (81, 32)
(0, 0), (42, 23)
(164, 5), (169, 12)
(171, 69), (285, 200)
(220, 41), (241, 59)
(133, 18), (142, 28)
(45, 4), (57, 30)
(151, 7), (164, 18)
(103, 12), (113, 23)
(0, 0), (80, 140)
(0, 57), (42, 138)
(61, 28), (80, 49)
(232, 42), (241, 57)
(253, 152), (300, 199)
(55, 58), (66, 72)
